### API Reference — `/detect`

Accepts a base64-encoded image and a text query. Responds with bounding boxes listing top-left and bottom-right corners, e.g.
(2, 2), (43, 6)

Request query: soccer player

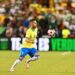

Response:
(10, 19), (40, 72)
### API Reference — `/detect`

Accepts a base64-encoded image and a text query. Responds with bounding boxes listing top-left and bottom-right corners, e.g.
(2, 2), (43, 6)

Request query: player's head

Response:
(29, 19), (37, 28)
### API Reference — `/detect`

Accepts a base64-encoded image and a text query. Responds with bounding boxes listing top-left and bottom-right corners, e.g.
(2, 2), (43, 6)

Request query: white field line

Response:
(61, 52), (71, 56)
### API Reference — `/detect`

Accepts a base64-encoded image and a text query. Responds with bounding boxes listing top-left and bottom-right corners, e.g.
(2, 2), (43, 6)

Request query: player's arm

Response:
(25, 37), (34, 43)
(25, 30), (34, 43)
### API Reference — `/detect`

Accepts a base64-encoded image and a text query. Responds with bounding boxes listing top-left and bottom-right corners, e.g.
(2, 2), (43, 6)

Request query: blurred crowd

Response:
(0, 0), (75, 38)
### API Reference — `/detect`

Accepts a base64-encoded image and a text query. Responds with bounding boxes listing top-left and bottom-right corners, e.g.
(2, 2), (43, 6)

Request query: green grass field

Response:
(0, 51), (75, 75)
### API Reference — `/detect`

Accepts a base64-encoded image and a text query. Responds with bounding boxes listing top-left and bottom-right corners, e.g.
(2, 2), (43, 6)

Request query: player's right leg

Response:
(9, 48), (28, 72)
(26, 48), (40, 69)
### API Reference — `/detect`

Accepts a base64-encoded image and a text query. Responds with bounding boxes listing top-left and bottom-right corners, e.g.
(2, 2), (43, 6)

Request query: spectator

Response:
(18, 26), (26, 38)
(38, 15), (48, 35)
(22, 16), (29, 28)
(48, 15), (58, 29)
(62, 26), (70, 38)
(0, 14), (6, 25)
(5, 27), (14, 38)
(0, 0), (75, 38)
(69, 19), (75, 38)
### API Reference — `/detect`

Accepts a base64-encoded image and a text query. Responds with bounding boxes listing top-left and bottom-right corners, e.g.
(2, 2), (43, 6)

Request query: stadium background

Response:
(0, 0), (75, 51)
(0, 0), (75, 75)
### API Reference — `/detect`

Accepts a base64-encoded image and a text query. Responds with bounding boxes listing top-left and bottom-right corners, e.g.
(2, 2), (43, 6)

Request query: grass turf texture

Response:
(0, 51), (75, 75)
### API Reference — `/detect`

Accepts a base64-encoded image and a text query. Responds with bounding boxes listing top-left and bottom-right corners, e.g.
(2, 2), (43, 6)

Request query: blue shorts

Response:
(20, 48), (37, 57)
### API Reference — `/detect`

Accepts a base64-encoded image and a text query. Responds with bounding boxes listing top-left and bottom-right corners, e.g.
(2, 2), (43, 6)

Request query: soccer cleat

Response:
(9, 68), (14, 72)
(26, 61), (30, 69)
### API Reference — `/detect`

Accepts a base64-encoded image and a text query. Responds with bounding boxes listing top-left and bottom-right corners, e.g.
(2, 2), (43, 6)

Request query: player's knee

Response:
(19, 57), (24, 61)
(35, 54), (40, 59)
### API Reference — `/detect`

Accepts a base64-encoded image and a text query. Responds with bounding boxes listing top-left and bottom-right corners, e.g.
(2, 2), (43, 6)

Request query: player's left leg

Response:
(9, 56), (24, 72)
(26, 48), (40, 68)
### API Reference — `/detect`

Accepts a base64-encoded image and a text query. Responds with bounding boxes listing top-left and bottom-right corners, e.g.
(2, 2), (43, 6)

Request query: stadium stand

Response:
(0, 0), (75, 38)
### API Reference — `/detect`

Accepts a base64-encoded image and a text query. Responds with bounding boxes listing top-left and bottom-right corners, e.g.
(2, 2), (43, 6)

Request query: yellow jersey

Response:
(0, 15), (6, 23)
(21, 28), (37, 48)
(62, 29), (70, 38)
